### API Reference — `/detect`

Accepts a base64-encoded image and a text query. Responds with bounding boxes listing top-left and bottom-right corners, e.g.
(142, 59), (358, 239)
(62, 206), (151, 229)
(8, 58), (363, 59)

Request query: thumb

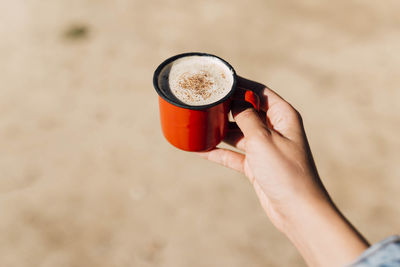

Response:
(232, 103), (271, 139)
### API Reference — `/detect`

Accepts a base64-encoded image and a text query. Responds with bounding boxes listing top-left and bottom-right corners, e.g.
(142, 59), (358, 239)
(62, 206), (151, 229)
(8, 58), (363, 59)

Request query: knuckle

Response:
(284, 103), (303, 123)
(292, 108), (302, 122)
(294, 109), (304, 125)
(237, 108), (256, 120)
(221, 151), (229, 167)
(247, 128), (270, 143)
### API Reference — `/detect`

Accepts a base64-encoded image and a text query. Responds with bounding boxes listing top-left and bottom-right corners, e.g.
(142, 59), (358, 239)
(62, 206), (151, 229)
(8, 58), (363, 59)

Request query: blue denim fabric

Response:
(348, 236), (400, 267)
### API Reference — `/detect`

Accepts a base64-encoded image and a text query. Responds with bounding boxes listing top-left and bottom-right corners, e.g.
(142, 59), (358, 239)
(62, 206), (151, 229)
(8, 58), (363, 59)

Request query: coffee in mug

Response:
(157, 56), (234, 106)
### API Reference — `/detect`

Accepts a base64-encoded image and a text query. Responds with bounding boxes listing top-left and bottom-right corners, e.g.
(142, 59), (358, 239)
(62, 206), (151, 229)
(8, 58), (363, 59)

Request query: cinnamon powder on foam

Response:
(178, 71), (214, 101)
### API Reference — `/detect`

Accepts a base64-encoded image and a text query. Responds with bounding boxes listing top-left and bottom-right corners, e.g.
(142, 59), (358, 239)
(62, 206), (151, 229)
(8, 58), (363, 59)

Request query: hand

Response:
(198, 76), (327, 229)
(197, 76), (369, 267)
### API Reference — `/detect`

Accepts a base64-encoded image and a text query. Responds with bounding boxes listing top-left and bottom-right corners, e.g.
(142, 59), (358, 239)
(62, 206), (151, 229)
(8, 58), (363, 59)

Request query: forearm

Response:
(282, 197), (369, 267)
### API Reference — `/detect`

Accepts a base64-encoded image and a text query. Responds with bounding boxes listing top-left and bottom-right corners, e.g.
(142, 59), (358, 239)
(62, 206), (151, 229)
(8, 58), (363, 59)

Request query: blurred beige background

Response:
(1, 0), (399, 266)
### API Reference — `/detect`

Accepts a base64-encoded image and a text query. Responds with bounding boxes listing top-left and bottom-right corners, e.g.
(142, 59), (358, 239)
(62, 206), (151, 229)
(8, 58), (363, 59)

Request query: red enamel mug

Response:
(153, 52), (259, 152)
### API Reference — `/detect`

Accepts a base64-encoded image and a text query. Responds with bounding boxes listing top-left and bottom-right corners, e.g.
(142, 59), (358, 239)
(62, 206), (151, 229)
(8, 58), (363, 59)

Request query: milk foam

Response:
(158, 56), (234, 106)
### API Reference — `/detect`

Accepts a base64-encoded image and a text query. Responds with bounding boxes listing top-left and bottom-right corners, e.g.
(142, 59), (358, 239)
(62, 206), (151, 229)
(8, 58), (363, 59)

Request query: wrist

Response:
(279, 193), (335, 234)
(280, 196), (334, 235)
(264, 185), (334, 234)
(278, 194), (368, 267)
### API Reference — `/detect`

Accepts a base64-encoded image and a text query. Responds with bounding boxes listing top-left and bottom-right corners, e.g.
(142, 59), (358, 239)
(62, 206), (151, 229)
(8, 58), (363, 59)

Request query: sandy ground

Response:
(0, 0), (400, 266)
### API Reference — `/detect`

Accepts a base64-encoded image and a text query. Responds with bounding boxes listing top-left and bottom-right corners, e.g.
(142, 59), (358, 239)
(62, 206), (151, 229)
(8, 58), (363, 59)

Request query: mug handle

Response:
(232, 86), (260, 111)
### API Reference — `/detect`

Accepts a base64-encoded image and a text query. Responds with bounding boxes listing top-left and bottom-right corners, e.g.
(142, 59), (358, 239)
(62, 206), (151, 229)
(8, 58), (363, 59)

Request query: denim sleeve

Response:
(347, 235), (400, 267)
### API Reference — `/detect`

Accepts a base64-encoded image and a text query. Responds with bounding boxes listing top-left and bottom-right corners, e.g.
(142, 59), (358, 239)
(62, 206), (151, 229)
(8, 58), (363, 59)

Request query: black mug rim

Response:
(153, 52), (237, 110)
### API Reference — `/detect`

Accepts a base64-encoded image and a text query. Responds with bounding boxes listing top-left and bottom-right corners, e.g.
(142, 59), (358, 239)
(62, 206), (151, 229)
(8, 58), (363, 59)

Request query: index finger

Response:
(236, 76), (304, 143)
